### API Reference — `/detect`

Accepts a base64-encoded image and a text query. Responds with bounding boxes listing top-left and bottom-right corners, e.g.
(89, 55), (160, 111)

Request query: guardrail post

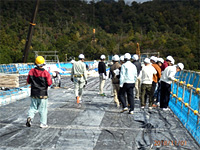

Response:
(187, 88), (193, 122)
(171, 81), (175, 101)
(176, 82), (179, 104)
(187, 71), (191, 84)
(196, 73), (200, 88)
(181, 85), (185, 109)
(197, 100), (200, 130)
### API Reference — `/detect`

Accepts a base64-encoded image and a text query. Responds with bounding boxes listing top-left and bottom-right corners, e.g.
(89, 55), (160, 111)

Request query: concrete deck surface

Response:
(0, 77), (199, 150)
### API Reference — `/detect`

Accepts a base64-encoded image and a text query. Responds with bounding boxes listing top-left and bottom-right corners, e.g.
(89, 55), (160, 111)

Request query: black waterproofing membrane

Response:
(0, 77), (199, 150)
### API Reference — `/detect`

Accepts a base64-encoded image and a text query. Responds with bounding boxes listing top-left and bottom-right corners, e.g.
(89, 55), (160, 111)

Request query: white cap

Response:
(150, 56), (157, 62)
(78, 54), (85, 59)
(100, 55), (106, 59)
(120, 55), (124, 61)
(177, 63), (184, 70)
(132, 54), (139, 61)
(144, 58), (150, 64)
(113, 55), (120, 61)
(166, 55), (175, 64)
(124, 53), (131, 60)
(157, 58), (164, 64)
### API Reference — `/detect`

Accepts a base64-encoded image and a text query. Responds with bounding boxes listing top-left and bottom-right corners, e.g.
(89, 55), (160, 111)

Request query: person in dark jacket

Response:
(98, 54), (107, 96)
(132, 54), (142, 99)
(110, 55), (121, 107)
(26, 56), (52, 128)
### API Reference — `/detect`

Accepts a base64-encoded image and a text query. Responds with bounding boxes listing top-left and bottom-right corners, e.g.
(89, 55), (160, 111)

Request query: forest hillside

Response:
(0, 0), (199, 70)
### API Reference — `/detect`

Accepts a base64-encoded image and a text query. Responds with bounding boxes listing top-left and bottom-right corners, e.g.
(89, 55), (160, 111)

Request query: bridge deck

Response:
(0, 77), (199, 149)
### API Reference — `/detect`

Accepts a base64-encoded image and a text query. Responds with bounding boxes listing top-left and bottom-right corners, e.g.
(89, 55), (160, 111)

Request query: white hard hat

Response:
(79, 54), (85, 59)
(52, 72), (56, 77)
(177, 63), (184, 70)
(120, 55), (124, 61)
(100, 55), (106, 59)
(150, 56), (157, 62)
(124, 53), (131, 60)
(171, 58), (175, 65)
(166, 55), (175, 64)
(157, 58), (164, 64)
(144, 58), (150, 64)
(132, 54), (139, 61)
(71, 60), (75, 64)
(113, 55), (120, 61)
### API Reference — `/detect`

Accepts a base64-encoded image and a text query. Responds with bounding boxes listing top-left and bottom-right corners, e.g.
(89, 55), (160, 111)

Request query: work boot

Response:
(152, 104), (158, 108)
(120, 107), (128, 113)
(76, 96), (80, 104)
(26, 117), (31, 127)
(40, 124), (48, 128)
(129, 111), (134, 114)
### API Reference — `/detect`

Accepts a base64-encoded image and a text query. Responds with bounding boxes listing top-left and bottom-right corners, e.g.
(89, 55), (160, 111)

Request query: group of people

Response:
(25, 53), (184, 128)
(99, 53), (184, 114)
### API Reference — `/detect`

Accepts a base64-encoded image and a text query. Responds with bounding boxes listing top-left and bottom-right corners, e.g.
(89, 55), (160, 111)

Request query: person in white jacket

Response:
(119, 53), (137, 114)
(160, 63), (184, 110)
(139, 58), (157, 109)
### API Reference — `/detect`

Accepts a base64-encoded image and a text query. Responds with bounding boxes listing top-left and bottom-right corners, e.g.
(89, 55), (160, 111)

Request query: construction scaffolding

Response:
(34, 51), (59, 63)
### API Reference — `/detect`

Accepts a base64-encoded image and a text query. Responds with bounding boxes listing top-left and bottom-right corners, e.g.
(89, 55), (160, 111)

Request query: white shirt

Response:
(160, 65), (176, 84)
(120, 61), (137, 87)
(139, 64), (157, 84)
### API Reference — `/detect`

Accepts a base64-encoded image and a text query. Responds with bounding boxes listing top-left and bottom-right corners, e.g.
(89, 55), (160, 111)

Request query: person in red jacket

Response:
(161, 55), (174, 71)
(26, 56), (52, 128)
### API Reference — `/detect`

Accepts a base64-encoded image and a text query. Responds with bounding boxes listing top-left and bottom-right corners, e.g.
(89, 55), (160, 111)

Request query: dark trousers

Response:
(150, 81), (157, 104)
(160, 81), (171, 108)
(118, 83), (135, 111)
(156, 82), (161, 103)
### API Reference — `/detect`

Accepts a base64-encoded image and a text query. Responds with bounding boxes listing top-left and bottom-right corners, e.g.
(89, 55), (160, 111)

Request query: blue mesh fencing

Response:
(0, 85), (30, 106)
(170, 70), (200, 144)
(0, 62), (95, 75)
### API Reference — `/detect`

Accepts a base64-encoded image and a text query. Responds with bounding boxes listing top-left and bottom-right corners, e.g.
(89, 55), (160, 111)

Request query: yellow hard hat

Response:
(35, 56), (45, 66)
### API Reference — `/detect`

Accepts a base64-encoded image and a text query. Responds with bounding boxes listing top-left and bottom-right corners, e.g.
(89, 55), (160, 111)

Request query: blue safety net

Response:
(170, 71), (200, 144)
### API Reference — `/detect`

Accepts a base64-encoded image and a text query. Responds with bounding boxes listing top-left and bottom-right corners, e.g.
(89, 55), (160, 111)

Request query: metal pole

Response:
(22, 0), (40, 63)
(197, 98), (200, 126)
(176, 82), (179, 104)
(181, 85), (185, 109)
(187, 88), (193, 122)
(187, 71), (191, 84)
(171, 81), (175, 100)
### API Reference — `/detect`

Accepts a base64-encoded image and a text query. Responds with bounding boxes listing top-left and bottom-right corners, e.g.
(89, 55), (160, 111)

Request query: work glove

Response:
(71, 78), (74, 82)
(83, 80), (87, 88)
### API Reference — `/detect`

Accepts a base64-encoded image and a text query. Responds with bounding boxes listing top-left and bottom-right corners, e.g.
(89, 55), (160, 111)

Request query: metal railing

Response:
(171, 81), (200, 125)
(170, 70), (200, 144)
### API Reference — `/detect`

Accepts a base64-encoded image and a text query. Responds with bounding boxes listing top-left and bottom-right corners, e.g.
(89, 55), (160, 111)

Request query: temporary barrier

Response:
(0, 85), (30, 106)
(0, 62), (95, 75)
(170, 70), (200, 144)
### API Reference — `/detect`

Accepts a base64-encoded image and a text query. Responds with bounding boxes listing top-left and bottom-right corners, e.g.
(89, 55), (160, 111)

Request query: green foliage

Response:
(0, 0), (199, 70)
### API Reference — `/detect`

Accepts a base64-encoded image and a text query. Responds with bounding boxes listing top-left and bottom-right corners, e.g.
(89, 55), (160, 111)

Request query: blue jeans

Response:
(155, 82), (161, 103)
(28, 97), (48, 125)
